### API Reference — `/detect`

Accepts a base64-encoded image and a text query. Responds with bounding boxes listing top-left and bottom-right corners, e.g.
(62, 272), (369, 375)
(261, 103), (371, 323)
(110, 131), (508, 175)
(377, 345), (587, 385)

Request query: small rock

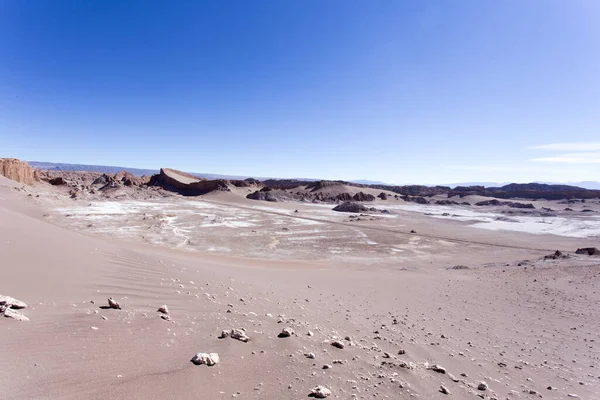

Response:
(230, 328), (250, 342)
(440, 385), (450, 395)
(107, 297), (121, 310)
(429, 364), (446, 374)
(191, 352), (220, 366)
(310, 385), (332, 398)
(305, 353), (316, 359)
(157, 305), (169, 314)
(477, 381), (488, 391)
(219, 330), (231, 339)
(278, 327), (294, 338)
(322, 364), (332, 369)
(0, 295), (27, 309)
(1, 306), (29, 321)
(397, 349), (406, 355)
(331, 340), (345, 349)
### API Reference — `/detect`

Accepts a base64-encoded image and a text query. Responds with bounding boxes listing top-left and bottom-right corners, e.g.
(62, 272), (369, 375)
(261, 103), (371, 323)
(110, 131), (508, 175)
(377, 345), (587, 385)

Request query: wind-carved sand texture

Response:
(1, 170), (600, 399)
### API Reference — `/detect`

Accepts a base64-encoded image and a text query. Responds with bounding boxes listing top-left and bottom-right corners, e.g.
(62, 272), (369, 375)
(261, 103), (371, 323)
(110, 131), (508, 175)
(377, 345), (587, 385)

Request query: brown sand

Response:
(1, 176), (599, 399)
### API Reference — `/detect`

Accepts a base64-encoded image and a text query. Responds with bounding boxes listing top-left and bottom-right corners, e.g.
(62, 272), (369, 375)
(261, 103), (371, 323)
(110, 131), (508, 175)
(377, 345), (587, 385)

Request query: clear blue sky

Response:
(1, 1), (599, 184)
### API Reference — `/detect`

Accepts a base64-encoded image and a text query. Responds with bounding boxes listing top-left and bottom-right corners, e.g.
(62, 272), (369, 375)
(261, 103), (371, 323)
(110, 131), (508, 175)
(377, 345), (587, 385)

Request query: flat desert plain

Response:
(1, 176), (600, 399)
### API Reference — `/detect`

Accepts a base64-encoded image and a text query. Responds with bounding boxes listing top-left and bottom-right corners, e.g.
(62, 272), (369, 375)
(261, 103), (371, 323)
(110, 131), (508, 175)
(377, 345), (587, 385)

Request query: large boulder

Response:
(0, 158), (39, 185)
(48, 177), (67, 186)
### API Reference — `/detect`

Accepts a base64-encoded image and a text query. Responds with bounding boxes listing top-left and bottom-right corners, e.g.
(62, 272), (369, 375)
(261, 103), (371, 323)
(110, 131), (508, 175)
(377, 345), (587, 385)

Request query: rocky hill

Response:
(446, 183), (600, 200)
(0, 158), (39, 185)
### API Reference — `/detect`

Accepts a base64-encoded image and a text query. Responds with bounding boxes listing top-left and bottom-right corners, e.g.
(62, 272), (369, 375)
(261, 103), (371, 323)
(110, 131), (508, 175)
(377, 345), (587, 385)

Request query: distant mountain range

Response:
(27, 161), (600, 190)
(27, 161), (319, 182)
(28, 161), (159, 177)
(349, 179), (391, 185)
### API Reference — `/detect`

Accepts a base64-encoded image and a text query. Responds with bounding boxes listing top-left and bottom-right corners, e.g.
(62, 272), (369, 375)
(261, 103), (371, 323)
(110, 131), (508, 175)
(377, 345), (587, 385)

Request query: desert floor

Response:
(2, 177), (599, 399)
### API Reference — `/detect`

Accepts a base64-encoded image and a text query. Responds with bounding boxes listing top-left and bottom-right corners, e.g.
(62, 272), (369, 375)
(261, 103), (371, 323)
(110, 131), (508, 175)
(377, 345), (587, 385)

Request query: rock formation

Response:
(575, 247), (600, 256)
(149, 168), (230, 195)
(352, 192), (376, 202)
(332, 202), (369, 213)
(475, 199), (535, 209)
(0, 158), (39, 185)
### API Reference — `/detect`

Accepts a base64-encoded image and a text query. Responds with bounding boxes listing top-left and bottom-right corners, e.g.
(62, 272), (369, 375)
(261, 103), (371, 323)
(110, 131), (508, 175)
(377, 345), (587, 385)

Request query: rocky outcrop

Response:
(435, 200), (460, 206)
(369, 184), (450, 197)
(0, 158), (39, 185)
(475, 199), (535, 209)
(247, 189), (278, 202)
(400, 195), (429, 204)
(306, 180), (346, 192)
(448, 183), (600, 200)
(246, 187), (301, 202)
(92, 174), (114, 186)
(335, 193), (353, 202)
(352, 192), (376, 202)
(114, 171), (146, 186)
(575, 247), (600, 256)
(332, 202), (369, 213)
(377, 192), (388, 200)
(262, 179), (304, 190)
(149, 168), (230, 195)
(544, 250), (569, 260)
(48, 177), (67, 185)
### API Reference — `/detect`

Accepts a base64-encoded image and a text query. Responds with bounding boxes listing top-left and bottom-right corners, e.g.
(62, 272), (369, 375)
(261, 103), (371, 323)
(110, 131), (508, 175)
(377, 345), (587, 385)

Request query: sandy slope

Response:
(1, 177), (599, 399)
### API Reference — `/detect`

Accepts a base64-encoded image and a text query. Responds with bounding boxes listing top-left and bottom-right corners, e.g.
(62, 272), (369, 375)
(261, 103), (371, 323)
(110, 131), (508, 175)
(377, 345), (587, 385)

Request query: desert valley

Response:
(1, 157), (599, 399)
